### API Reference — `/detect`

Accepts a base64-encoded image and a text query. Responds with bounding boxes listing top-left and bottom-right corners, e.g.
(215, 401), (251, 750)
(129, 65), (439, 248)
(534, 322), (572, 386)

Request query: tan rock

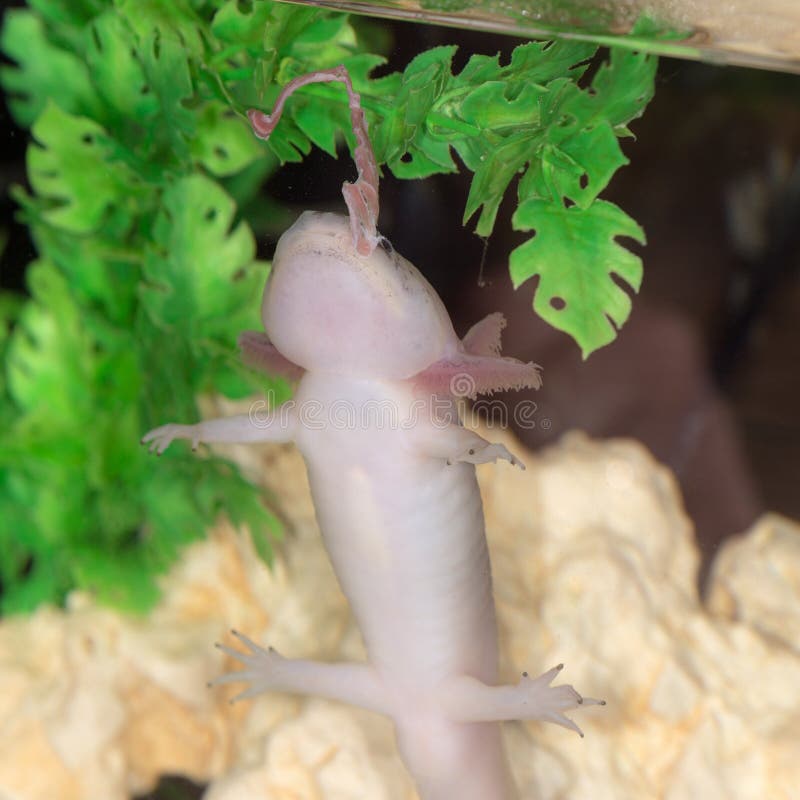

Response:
(707, 513), (800, 653)
(1, 429), (799, 800)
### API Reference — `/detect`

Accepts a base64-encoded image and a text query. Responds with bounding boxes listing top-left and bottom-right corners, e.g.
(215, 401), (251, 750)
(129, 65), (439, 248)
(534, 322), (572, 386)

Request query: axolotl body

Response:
(143, 66), (602, 800)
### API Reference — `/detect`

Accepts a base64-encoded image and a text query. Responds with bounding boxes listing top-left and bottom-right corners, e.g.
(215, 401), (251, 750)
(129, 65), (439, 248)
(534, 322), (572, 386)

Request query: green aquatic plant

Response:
(0, 0), (655, 614)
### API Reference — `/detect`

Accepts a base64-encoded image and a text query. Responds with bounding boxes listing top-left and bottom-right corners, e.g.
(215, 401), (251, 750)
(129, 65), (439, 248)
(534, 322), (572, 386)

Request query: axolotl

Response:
(143, 66), (602, 800)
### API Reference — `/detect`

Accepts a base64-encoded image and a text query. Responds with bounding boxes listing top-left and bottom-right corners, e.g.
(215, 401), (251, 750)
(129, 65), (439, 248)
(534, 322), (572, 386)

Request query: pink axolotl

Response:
(143, 66), (603, 800)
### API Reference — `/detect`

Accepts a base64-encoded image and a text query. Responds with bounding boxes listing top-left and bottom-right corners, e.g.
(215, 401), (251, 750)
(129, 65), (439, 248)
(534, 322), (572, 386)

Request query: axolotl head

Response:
(261, 211), (457, 380)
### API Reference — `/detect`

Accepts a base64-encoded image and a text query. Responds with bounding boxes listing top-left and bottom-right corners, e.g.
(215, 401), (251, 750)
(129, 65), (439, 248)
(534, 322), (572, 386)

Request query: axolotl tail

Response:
(395, 716), (518, 800)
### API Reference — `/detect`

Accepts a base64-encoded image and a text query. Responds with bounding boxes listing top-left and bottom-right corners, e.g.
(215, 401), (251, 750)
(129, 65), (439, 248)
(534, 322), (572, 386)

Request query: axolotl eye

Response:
(261, 211), (456, 380)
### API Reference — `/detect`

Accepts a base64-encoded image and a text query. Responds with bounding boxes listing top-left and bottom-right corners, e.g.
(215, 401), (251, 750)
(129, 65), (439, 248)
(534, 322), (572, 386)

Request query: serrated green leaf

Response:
(292, 14), (354, 49)
(141, 174), (258, 335)
(558, 121), (628, 207)
(509, 48), (654, 214)
(374, 45), (457, 165)
(463, 134), (536, 235)
(265, 117), (313, 163)
(450, 51), (503, 87)
(450, 41), (640, 235)
(29, 0), (104, 30)
(0, 292), (23, 336)
(137, 28), (196, 156)
(115, 0), (205, 58)
(508, 39), (596, 84)
(72, 546), (160, 613)
(27, 103), (142, 234)
(589, 48), (657, 129)
(520, 119), (628, 209)
(341, 52), (388, 88)
(291, 98), (347, 158)
(460, 81), (546, 131)
(28, 0), (107, 29)
(195, 466), (282, 563)
(257, 4), (323, 90)
(510, 198), (645, 357)
(0, 557), (64, 614)
(0, 10), (100, 126)
(137, 316), (200, 427)
(211, 0), (273, 45)
(192, 104), (263, 175)
(389, 132), (456, 179)
(3, 438), (92, 564)
(85, 10), (158, 122)
(24, 214), (141, 325)
(6, 261), (99, 423)
(141, 460), (219, 562)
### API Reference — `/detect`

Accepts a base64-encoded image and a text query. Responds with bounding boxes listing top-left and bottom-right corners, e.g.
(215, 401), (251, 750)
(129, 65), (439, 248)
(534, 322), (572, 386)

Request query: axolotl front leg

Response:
(141, 405), (295, 454)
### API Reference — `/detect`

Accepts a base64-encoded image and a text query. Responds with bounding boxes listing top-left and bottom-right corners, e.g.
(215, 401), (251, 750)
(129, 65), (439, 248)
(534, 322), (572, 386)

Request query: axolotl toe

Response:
(142, 66), (604, 800)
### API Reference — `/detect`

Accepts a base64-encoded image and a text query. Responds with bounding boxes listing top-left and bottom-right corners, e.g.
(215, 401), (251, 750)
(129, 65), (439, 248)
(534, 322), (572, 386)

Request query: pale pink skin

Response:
(142, 67), (602, 800)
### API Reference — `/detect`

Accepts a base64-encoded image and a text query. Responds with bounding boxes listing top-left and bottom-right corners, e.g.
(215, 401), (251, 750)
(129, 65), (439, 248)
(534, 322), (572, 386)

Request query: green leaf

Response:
(519, 52), (655, 208)
(291, 98), (344, 158)
(72, 547), (160, 613)
(6, 260), (99, 424)
(27, 102), (143, 234)
(29, 0), (105, 32)
(463, 133), (536, 235)
(291, 13), (354, 53)
(136, 27), (196, 157)
(376, 45), (458, 169)
(252, 15), (378, 160)
(520, 116), (628, 210)
(84, 10), (159, 122)
(192, 104), (263, 175)
(0, 10), (100, 127)
(0, 293), (22, 414)
(257, 4), (326, 90)
(588, 48), (657, 129)
(0, 557), (64, 614)
(459, 81), (547, 131)
(115, 0), (205, 59)
(510, 198), (645, 358)
(264, 115), (312, 163)
(24, 216), (141, 326)
(141, 174), (259, 338)
(507, 39), (596, 85)
(556, 121), (628, 207)
(211, 0), (273, 46)
(390, 131), (456, 179)
(195, 465), (282, 563)
(452, 42), (603, 233)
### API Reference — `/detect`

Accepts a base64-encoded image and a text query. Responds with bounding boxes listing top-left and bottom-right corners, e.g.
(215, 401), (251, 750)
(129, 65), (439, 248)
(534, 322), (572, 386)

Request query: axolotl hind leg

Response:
(439, 664), (605, 737)
(211, 630), (392, 715)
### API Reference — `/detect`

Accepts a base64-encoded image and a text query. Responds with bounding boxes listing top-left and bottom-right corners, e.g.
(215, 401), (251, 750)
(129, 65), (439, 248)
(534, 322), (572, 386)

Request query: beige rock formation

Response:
(0, 429), (799, 800)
